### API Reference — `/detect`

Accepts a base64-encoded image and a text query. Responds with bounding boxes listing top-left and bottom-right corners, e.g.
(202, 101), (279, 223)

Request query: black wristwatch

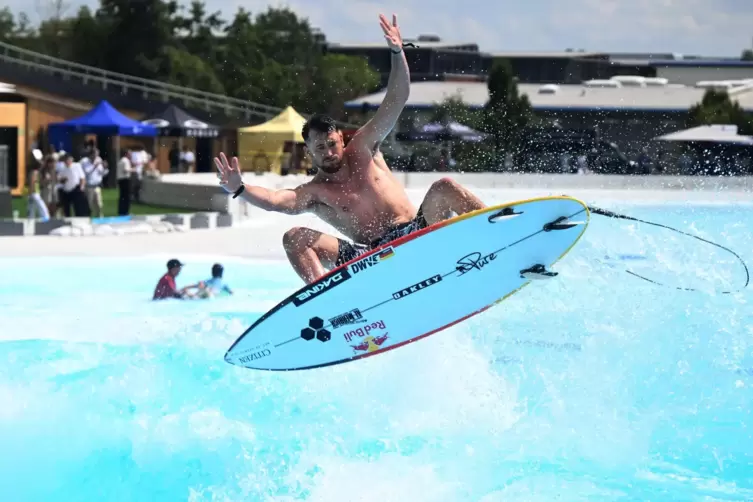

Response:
(392, 42), (415, 54)
(232, 185), (245, 198)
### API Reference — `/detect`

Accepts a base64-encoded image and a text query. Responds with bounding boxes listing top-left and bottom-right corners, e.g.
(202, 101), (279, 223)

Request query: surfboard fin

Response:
(488, 207), (523, 223)
(543, 216), (584, 231)
(520, 264), (558, 280)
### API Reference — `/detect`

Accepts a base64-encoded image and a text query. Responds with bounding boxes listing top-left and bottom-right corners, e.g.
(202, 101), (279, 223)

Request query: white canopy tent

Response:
(655, 124), (753, 145)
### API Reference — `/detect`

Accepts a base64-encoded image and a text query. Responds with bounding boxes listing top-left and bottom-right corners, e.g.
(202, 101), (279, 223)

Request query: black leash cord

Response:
(588, 205), (750, 294)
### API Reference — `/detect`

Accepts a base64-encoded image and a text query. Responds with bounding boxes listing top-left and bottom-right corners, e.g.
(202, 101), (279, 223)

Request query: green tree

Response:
(160, 45), (225, 94)
(427, 95), (493, 172)
(742, 49), (753, 61)
(0, 2), (381, 116)
(173, 0), (225, 70)
(253, 7), (321, 68)
(430, 94), (482, 129)
(0, 8), (32, 40)
(0, 7), (18, 40)
(83, 0), (222, 93)
(94, 0), (179, 78)
(68, 6), (107, 67)
(251, 7), (325, 109)
(16, 13), (32, 36)
(216, 8), (267, 101)
(687, 89), (753, 135)
(309, 54), (380, 119)
(482, 58), (534, 168)
(213, 7), (292, 105)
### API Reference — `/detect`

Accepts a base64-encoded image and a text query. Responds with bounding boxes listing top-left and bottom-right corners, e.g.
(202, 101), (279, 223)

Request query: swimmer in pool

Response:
(153, 258), (191, 300)
(184, 263), (233, 299)
(213, 13), (487, 286)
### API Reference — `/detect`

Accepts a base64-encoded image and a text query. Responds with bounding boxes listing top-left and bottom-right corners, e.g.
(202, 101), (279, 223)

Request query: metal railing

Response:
(0, 40), (359, 128)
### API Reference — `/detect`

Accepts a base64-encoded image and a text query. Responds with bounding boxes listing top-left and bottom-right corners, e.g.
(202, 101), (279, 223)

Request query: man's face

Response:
(170, 266), (182, 277)
(306, 129), (344, 174)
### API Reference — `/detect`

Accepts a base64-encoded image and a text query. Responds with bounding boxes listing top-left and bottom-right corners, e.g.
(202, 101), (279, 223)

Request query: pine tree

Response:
(482, 59), (534, 167)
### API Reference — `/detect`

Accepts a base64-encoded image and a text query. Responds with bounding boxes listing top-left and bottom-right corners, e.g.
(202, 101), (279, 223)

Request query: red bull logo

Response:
(351, 333), (389, 353)
(343, 320), (386, 342)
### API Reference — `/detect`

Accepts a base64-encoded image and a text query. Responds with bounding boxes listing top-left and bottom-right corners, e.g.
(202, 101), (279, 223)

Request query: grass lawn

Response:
(12, 188), (188, 218)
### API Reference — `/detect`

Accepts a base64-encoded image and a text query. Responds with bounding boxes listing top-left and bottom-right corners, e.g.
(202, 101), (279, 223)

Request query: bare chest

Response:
(318, 171), (389, 214)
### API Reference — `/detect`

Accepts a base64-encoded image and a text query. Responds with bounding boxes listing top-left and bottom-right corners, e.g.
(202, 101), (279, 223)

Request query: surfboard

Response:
(225, 195), (590, 371)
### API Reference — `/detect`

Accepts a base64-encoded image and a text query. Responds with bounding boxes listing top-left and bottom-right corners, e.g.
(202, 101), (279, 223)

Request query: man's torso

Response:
(62, 164), (84, 192)
(117, 158), (132, 180)
(83, 157), (105, 186)
(305, 149), (416, 244)
(130, 151), (148, 175)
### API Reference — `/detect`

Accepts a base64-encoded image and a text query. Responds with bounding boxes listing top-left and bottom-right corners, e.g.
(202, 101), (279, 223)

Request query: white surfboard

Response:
(225, 196), (590, 371)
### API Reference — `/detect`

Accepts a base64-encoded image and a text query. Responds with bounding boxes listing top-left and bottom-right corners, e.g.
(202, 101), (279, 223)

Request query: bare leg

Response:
(419, 177), (486, 225)
(282, 227), (342, 284)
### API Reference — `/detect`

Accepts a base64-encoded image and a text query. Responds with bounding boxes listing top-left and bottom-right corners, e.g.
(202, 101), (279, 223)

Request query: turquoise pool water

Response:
(1, 204), (752, 501)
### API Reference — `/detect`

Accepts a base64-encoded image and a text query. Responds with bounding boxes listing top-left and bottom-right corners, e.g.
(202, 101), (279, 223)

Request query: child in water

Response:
(185, 263), (233, 299)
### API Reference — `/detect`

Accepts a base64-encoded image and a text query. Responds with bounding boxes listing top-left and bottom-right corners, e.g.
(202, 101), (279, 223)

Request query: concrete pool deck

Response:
(2, 181), (752, 259)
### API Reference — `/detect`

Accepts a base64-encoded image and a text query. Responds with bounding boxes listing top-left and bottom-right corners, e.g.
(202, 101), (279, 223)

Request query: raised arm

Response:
(348, 14), (410, 155)
(214, 153), (313, 215)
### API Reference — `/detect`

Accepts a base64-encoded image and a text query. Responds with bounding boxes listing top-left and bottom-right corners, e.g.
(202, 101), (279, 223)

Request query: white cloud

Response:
(4, 0), (752, 56)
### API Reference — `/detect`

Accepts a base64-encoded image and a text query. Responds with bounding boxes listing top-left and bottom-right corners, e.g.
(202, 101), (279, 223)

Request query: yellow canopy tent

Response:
(237, 106), (309, 174)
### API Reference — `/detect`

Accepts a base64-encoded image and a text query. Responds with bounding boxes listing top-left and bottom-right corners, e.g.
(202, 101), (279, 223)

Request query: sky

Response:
(10, 0), (753, 57)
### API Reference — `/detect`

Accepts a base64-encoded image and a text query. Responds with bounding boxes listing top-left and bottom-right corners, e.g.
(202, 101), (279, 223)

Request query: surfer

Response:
(214, 13), (486, 284)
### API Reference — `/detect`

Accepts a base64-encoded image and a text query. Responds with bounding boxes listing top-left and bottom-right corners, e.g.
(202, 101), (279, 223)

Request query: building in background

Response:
(341, 37), (753, 157)
(329, 35), (753, 86)
(327, 35), (485, 86)
(0, 83), (26, 196)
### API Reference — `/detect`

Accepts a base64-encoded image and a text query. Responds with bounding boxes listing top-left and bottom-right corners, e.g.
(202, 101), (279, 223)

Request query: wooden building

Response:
(0, 82), (237, 196)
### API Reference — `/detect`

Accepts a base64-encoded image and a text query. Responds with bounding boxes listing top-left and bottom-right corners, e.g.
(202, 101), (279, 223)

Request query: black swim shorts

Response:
(335, 206), (428, 267)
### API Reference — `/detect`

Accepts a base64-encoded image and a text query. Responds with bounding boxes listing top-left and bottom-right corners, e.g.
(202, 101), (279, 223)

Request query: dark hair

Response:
(302, 114), (338, 142)
(167, 258), (183, 269)
(211, 263), (224, 278)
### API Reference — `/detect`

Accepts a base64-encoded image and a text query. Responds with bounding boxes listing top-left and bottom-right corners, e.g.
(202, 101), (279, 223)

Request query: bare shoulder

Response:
(344, 137), (385, 171)
(345, 131), (382, 158)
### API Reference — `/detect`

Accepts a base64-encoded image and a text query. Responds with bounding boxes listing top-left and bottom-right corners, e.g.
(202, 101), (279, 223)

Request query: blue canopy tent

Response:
(47, 100), (158, 153)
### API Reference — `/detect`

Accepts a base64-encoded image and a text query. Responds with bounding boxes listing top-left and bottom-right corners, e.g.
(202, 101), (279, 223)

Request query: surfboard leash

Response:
(587, 205), (750, 294)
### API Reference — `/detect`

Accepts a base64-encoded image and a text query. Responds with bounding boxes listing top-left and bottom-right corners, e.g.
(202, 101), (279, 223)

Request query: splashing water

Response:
(1, 204), (752, 501)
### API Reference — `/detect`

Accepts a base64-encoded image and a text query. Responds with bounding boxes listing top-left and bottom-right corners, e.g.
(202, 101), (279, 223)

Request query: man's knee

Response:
(282, 226), (316, 252)
(429, 177), (461, 195)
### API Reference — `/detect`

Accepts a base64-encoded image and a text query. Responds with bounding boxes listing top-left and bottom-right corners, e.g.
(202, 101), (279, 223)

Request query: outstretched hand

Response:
(379, 14), (403, 52)
(214, 152), (244, 193)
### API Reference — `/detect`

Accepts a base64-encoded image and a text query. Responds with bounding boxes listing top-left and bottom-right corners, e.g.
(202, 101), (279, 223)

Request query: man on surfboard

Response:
(214, 13), (486, 284)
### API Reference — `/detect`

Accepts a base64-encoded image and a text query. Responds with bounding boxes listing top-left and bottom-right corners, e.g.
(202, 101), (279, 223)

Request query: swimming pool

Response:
(1, 203), (752, 501)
